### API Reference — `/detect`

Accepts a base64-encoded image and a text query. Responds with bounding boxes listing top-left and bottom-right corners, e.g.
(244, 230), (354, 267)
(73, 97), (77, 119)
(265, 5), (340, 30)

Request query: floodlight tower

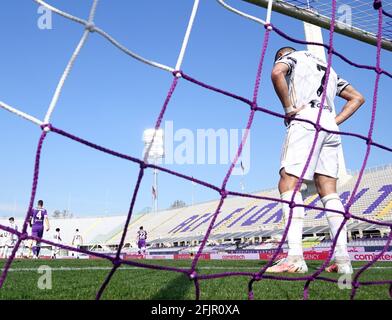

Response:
(143, 128), (165, 214)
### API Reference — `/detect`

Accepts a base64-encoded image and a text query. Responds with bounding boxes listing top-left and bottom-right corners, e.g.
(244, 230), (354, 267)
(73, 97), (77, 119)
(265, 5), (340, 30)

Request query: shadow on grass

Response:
(151, 272), (194, 300)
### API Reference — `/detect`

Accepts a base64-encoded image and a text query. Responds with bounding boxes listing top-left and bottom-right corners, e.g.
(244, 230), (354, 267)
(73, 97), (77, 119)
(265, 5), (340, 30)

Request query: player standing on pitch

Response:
(1, 217), (18, 259)
(137, 226), (147, 255)
(51, 228), (62, 259)
(30, 200), (50, 259)
(268, 47), (365, 274)
(72, 229), (83, 258)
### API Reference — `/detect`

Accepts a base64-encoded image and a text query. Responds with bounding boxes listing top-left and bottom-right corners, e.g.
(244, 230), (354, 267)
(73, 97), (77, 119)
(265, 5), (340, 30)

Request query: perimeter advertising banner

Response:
(119, 248), (392, 262)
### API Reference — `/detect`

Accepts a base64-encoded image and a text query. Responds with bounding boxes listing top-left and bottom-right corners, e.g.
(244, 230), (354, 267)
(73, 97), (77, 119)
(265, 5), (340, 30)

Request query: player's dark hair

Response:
(140, 226), (143, 230)
(56, 228), (60, 232)
(76, 229), (79, 232)
(274, 46), (296, 62)
(38, 200), (43, 207)
(9, 217), (14, 222)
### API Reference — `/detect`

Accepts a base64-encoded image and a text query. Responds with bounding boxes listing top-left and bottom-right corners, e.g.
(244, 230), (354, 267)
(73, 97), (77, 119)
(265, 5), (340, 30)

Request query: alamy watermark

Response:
(37, 5), (53, 30)
(337, 4), (353, 30)
(337, 274), (352, 290)
(144, 121), (251, 176)
(37, 265), (52, 290)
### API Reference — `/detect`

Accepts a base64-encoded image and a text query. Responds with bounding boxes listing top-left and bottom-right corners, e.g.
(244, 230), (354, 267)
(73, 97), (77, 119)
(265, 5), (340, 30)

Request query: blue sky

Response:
(0, 0), (391, 218)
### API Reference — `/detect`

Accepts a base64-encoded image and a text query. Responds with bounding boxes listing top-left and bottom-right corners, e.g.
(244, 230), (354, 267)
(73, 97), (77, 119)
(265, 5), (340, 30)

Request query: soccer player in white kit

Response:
(267, 47), (365, 274)
(51, 228), (62, 259)
(1, 217), (18, 259)
(72, 229), (83, 258)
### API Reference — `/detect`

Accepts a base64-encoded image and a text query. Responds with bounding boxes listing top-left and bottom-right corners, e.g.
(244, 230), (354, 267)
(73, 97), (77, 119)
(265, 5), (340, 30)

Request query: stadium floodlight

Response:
(143, 128), (165, 214)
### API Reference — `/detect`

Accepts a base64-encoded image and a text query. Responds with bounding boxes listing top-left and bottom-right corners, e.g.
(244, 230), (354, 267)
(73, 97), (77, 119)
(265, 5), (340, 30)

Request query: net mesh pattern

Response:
(0, 0), (391, 300)
(282, 0), (392, 42)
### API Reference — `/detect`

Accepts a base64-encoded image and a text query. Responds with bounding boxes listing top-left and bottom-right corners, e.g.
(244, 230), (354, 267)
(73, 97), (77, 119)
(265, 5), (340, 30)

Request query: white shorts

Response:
(4, 239), (16, 247)
(280, 122), (341, 180)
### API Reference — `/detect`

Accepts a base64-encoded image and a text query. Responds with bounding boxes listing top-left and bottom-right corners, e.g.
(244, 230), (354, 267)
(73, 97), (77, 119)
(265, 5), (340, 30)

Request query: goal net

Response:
(0, 0), (391, 300)
(243, 0), (392, 51)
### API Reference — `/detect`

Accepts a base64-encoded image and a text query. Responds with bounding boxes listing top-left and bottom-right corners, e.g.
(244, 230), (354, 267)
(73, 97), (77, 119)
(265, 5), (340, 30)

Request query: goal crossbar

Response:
(242, 0), (392, 52)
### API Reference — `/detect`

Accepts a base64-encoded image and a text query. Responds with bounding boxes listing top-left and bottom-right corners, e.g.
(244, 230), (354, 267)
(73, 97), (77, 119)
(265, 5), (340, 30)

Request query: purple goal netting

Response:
(0, 0), (391, 300)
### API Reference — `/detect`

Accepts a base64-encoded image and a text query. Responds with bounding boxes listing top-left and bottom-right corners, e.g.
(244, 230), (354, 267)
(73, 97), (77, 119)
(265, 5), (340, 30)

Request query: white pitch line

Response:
(3, 266), (392, 272)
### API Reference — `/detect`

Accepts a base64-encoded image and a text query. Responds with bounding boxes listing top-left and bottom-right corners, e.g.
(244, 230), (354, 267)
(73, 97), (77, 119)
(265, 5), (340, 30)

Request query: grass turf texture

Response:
(0, 259), (391, 300)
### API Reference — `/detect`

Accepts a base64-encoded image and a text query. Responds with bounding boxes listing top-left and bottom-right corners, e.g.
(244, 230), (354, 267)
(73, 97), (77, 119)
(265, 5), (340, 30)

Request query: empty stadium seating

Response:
(0, 165), (391, 252)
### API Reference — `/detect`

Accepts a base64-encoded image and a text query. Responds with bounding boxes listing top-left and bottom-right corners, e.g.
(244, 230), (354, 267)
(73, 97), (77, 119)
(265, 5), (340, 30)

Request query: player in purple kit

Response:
(29, 200), (50, 259)
(137, 226), (147, 255)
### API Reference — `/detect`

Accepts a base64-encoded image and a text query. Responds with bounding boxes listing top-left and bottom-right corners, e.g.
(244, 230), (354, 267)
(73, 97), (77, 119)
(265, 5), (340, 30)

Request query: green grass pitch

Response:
(0, 259), (391, 300)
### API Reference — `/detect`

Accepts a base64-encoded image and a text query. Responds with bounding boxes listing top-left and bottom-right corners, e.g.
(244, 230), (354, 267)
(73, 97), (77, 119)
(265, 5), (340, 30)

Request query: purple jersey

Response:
(31, 208), (47, 227)
(137, 230), (147, 240)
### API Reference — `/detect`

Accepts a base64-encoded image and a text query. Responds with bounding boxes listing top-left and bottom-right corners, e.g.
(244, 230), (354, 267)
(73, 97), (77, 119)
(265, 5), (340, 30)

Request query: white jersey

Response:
(54, 232), (62, 244)
(0, 231), (6, 246)
(73, 232), (83, 245)
(276, 50), (350, 131)
(5, 222), (18, 242)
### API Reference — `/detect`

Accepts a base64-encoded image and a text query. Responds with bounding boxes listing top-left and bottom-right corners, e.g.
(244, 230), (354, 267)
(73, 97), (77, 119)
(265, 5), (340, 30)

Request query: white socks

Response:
(281, 191), (305, 257)
(321, 193), (350, 263)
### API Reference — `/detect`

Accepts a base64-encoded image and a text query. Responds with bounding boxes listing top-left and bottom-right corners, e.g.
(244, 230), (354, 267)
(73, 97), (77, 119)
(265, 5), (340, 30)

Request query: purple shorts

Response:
(138, 239), (146, 249)
(32, 225), (44, 239)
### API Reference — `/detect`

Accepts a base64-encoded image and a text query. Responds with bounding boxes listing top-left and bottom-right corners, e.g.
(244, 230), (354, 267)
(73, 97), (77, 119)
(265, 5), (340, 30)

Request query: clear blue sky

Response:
(0, 0), (391, 218)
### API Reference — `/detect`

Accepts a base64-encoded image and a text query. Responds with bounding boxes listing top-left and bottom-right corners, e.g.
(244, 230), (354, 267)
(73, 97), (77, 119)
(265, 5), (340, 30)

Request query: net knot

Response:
(352, 281), (360, 289)
(366, 137), (373, 146)
(113, 258), (121, 267)
(289, 201), (296, 209)
(189, 271), (197, 280)
(314, 124), (322, 132)
(250, 102), (258, 111)
(172, 70), (182, 78)
(220, 189), (228, 199)
(40, 123), (52, 132)
(139, 161), (148, 170)
(85, 22), (96, 32)
(344, 211), (351, 219)
(264, 23), (273, 31)
(19, 232), (28, 241)
(253, 273), (261, 281)
(373, 0), (382, 10)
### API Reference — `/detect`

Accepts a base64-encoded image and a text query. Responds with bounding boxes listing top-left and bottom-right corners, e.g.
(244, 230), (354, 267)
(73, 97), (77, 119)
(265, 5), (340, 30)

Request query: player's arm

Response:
(44, 216), (50, 232)
(271, 63), (292, 111)
(335, 85), (365, 125)
(271, 62), (304, 122)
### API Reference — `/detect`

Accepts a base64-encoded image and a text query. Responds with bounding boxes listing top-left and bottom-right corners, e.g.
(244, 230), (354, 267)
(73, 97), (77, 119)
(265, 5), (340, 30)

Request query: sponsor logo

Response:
(352, 252), (392, 261)
(124, 254), (144, 260)
(174, 253), (210, 260)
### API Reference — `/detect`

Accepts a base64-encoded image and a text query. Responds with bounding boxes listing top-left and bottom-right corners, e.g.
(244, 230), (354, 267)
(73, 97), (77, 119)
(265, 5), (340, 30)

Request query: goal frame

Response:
(242, 0), (392, 52)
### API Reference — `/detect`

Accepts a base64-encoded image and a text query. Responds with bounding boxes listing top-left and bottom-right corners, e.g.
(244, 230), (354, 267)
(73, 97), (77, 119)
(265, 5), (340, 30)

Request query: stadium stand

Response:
(1, 165), (391, 256)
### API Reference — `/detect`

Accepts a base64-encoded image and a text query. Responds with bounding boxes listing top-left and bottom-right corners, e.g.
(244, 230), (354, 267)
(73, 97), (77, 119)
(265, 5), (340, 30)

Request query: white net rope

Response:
(242, 0), (392, 50)
(0, 0), (202, 127)
(287, 0), (392, 41)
